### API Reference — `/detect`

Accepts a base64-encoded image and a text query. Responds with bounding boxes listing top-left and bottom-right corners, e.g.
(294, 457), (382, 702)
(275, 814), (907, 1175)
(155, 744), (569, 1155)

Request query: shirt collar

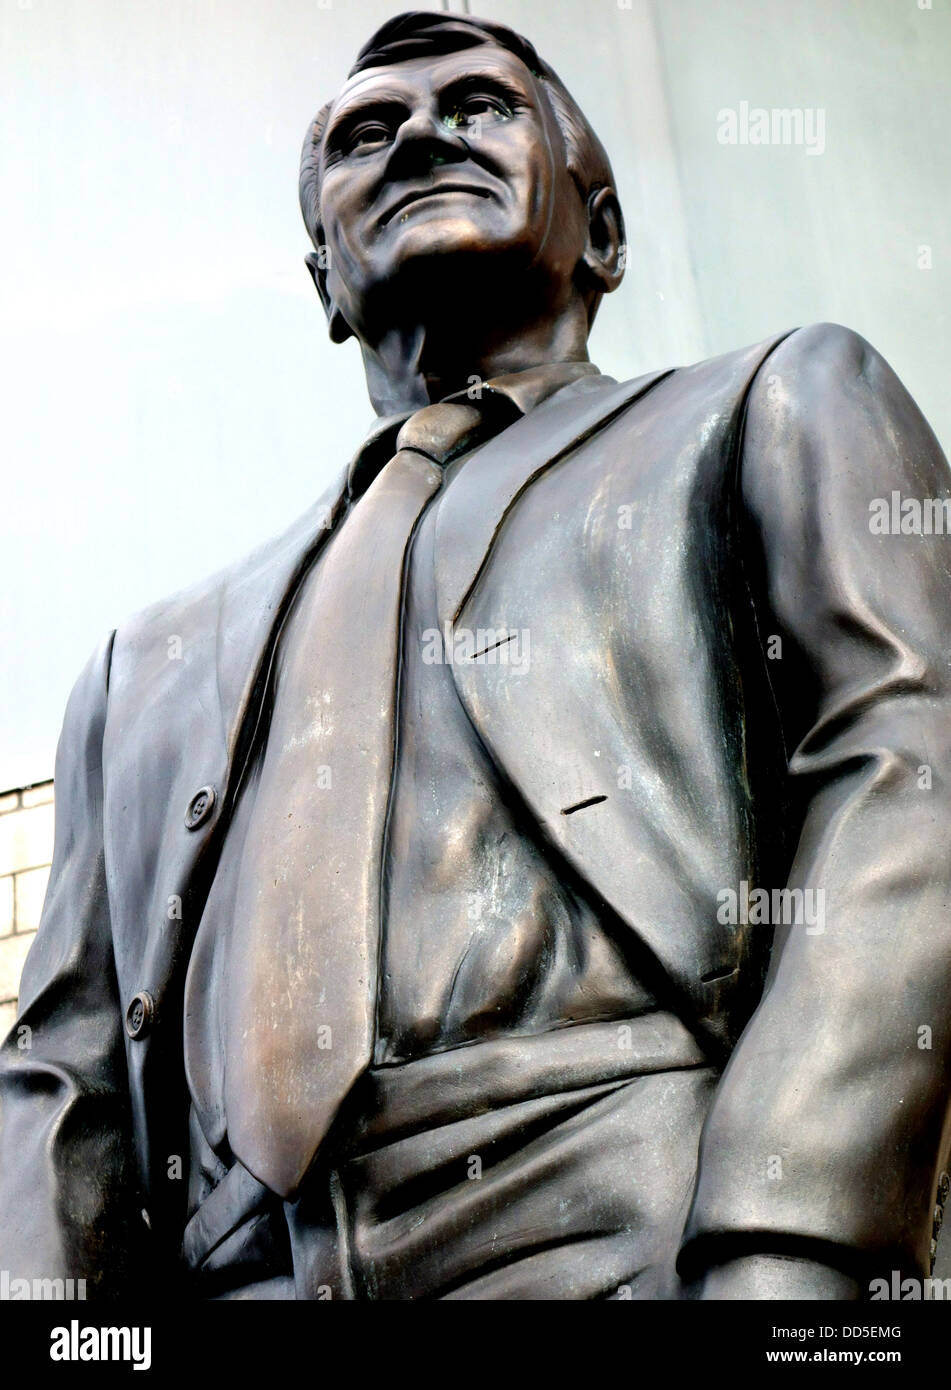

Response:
(347, 360), (601, 500)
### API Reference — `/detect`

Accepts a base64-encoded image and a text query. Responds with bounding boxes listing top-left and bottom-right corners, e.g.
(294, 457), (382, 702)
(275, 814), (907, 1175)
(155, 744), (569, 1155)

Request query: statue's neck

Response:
(359, 301), (591, 417)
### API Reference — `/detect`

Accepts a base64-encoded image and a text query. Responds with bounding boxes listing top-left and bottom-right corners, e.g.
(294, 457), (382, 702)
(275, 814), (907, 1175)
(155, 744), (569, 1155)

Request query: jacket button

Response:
(185, 785), (216, 830)
(125, 991), (155, 1040)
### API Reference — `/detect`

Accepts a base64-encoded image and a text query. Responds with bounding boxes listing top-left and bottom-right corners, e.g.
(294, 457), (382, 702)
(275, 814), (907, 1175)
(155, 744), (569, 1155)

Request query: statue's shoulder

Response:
(761, 320), (875, 362)
(688, 321), (876, 394)
(656, 321), (877, 381)
(735, 322), (907, 440)
(605, 326), (805, 429)
(102, 553), (244, 720)
(612, 323), (878, 428)
(670, 325), (806, 386)
(108, 465), (350, 698)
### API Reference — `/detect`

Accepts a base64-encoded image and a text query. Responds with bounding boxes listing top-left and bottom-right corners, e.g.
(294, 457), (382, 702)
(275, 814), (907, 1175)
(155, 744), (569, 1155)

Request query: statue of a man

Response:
(3, 10), (951, 1301)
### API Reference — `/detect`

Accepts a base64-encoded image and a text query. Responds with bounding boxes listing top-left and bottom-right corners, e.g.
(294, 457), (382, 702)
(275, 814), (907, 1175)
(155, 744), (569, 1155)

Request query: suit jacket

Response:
(3, 322), (951, 1297)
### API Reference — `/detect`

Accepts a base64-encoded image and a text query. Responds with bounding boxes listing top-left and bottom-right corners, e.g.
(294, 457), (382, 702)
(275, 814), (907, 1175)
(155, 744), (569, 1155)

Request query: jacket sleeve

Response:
(680, 322), (951, 1296)
(0, 632), (147, 1296)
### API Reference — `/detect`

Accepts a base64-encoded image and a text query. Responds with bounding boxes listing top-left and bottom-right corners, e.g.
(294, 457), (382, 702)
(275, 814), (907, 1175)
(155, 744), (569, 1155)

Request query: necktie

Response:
(224, 397), (516, 1198)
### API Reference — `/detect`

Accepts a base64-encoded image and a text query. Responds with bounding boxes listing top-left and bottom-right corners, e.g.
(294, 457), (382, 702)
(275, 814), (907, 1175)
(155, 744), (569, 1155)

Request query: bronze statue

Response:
(3, 10), (951, 1301)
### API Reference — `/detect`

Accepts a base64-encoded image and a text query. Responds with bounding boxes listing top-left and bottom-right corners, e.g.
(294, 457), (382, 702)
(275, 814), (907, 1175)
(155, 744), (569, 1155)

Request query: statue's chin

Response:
(340, 226), (548, 346)
(381, 216), (521, 264)
(371, 227), (541, 305)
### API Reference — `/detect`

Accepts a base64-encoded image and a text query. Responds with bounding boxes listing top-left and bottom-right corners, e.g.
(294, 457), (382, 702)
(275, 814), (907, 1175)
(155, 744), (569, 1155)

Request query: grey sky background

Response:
(2, 0), (949, 789)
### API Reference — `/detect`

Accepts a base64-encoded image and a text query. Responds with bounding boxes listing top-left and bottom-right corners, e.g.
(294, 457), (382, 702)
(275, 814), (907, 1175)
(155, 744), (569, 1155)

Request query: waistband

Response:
(184, 1010), (708, 1292)
(348, 1009), (708, 1155)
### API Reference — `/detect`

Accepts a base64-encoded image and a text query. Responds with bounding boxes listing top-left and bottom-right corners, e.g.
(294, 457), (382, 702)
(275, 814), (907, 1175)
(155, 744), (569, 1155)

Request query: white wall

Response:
(2, 0), (948, 786)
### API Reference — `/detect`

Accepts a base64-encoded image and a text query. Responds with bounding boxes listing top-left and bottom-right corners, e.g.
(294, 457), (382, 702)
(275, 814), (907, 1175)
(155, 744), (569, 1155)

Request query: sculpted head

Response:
(299, 11), (626, 410)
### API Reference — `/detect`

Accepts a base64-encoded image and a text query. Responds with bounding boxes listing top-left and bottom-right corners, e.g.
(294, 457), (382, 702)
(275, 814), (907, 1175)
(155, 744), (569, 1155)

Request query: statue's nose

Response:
(384, 106), (467, 180)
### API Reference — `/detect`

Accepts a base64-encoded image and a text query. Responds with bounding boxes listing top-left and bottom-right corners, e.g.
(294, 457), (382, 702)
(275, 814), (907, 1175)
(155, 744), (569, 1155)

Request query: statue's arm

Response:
(0, 633), (147, 1296)
(681, 322), (951, 1299)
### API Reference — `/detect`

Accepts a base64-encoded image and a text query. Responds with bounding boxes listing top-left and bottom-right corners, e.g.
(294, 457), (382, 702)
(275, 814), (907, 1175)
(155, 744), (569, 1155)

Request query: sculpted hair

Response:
(298, 9), (619, 253)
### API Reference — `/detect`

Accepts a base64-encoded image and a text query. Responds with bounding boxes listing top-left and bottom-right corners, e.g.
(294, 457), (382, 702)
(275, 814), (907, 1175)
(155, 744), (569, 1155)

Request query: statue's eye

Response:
(346, 121), (392, 153)
(443, 94), (513, 130)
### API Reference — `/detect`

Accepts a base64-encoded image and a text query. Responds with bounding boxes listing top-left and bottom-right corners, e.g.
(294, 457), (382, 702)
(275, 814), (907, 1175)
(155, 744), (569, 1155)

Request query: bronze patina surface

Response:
(2, 11), (950, 1301)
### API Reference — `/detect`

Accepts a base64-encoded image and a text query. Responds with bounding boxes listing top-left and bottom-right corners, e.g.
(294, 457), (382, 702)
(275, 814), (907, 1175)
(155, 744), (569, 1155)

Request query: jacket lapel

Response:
(215, 466), (351, 796)
(433, 340), (792, 1056)
(434, 370), (670, 626)
(216, 374), (665, 806)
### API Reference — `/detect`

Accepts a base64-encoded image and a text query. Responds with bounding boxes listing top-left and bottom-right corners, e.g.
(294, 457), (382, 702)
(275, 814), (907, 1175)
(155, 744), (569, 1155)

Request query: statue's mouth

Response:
(379, 183), (493, 227)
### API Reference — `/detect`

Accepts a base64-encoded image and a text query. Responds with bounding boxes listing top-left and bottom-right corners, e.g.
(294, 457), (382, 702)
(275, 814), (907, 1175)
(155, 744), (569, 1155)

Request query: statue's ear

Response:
(579, 186), (626, 295)
(304, 247), (354, 345)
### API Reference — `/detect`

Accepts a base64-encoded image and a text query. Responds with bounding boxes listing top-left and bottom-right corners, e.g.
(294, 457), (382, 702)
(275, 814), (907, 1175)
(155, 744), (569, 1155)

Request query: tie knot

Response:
(395, 400), (485, 466)
(350, 390), (522, 499)
(396, 388), (523, 466)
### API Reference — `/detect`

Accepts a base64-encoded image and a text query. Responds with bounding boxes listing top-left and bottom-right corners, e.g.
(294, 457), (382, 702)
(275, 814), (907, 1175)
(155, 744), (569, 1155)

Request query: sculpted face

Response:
(316, 44), (591, 338)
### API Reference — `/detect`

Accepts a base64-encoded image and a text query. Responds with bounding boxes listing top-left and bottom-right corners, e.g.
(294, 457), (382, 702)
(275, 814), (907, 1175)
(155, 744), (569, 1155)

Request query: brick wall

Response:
(0, 780), (54, 1040)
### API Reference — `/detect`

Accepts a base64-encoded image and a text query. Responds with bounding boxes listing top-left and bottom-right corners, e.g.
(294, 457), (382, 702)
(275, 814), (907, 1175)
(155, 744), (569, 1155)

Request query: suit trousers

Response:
(186, 1013), (713, 1300)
